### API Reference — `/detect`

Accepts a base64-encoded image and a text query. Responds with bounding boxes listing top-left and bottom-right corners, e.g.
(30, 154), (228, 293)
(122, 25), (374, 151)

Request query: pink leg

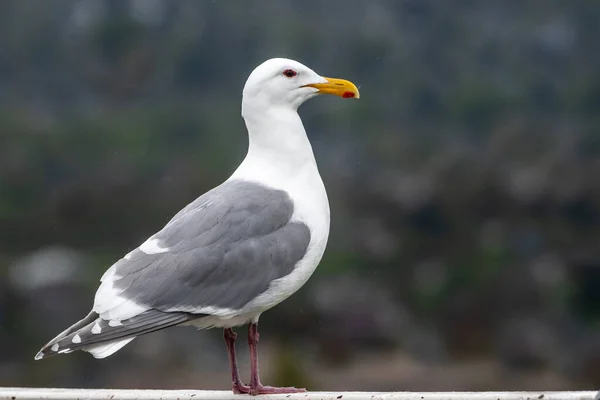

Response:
(247, 323), (306, 395)
(223, 328), (250, 394)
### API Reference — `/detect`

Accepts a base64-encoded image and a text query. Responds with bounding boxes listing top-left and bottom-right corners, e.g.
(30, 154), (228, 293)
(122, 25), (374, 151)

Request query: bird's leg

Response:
(223, 328), (250, 394)
(247, 323), (306, 395)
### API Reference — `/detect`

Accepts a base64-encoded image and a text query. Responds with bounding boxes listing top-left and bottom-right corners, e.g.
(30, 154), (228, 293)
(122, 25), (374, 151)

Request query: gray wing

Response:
(35, 309), (195, 359)
(107, 179), (311, 313)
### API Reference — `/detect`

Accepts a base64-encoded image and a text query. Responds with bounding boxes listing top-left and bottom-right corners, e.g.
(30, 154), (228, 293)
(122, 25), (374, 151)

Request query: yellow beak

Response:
(304, 77), (360, 99)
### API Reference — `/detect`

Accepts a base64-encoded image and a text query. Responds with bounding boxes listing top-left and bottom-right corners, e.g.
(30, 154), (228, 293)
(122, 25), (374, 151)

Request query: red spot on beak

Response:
(343, 91), (356, 98)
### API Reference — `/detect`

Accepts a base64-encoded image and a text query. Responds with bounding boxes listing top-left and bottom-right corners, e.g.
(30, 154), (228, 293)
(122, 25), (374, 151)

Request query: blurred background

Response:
(1, 0), (599, 392)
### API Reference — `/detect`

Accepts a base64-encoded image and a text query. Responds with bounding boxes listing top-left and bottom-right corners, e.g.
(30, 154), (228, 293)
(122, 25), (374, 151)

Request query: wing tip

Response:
(34, 342), (55, 360)
(35, 340), (74, 360)
(35, 310), (193, 361)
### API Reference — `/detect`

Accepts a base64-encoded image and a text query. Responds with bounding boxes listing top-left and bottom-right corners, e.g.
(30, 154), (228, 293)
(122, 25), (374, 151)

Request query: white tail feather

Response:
(86, 337), (136, 359)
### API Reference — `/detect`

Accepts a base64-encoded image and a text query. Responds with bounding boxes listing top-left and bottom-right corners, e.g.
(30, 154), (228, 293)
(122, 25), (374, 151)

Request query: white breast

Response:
(227, 149), (330, 319)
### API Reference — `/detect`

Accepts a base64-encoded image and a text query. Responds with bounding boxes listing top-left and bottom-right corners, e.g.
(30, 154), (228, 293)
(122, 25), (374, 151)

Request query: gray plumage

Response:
(36, 180), (311, 359)
(37, 310), (195, 359)
(114, 179), (311, 311)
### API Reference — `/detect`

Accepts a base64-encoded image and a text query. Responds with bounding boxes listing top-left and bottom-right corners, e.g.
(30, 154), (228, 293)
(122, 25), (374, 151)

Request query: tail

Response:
(35, 309), (196, 360)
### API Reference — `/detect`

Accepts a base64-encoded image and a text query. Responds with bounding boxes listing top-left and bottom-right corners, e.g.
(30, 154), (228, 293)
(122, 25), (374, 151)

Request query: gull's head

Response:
(242, 58), (360, 113)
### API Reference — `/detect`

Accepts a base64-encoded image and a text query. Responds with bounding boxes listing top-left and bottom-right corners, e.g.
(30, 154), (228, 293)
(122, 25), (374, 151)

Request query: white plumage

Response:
(35, 58), (359, 394)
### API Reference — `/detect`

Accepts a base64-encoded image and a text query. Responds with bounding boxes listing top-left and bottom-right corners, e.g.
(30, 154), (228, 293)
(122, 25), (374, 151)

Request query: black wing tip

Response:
(34, 345), (57, 360)
(34, 340), (74, 360)
(34, 310), (197, 361)
(34, 343), (53, 360)
(34, 311), (100, 361)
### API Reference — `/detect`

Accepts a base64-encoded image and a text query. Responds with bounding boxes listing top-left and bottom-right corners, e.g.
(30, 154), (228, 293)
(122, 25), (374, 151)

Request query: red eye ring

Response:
(283, 69), (297, 78)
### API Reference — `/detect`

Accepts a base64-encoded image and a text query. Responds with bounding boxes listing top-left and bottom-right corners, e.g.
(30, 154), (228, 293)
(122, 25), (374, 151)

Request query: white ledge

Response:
(0, 388), (598, 400)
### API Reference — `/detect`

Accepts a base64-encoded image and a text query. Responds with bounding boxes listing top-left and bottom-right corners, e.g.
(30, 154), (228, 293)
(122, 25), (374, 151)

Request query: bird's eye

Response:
(283, 69), (297, 78)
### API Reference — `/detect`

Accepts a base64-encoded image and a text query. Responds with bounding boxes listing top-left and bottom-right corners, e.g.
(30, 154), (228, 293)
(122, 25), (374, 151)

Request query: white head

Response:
(231, 58), (359, 185)
(242, 58), (359, 116)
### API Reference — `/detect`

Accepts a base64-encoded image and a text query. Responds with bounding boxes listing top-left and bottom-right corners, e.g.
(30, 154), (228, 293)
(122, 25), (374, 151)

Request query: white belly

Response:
(226, 155), (331, 322)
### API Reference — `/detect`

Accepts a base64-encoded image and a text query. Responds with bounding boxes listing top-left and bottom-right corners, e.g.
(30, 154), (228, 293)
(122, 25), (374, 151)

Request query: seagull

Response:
(35, 58), (359, 395)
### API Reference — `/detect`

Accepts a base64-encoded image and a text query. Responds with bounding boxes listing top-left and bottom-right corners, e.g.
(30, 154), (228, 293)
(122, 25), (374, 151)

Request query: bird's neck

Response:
(230, 106), (319, 188)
